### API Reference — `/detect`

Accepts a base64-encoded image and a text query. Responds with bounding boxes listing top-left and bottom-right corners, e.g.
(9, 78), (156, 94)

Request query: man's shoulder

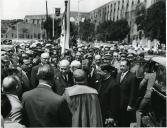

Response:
(32, 64), (42, 70)
(127, 71), (136, 80)
(22, 88), (39, 101)
(65, 85), (98, 97)
(22, 87), (64, 103)
(54, 69), (61, 75)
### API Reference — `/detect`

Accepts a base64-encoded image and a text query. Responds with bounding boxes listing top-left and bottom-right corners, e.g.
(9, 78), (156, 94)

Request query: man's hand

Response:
(127, 105), (133, 111)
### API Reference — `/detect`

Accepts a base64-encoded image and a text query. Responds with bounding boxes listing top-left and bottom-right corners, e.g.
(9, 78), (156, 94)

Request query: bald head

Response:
(2, 76), (17, 93)
(73, 69), (87, 84)
(95, 55), (101, 60)
(41, 52), (49, 58)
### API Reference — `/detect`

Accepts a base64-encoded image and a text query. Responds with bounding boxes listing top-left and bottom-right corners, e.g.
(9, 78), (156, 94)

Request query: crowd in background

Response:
(1, 40), (164, 127)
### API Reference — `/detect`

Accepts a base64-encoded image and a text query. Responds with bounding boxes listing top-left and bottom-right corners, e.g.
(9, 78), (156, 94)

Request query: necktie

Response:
(64, 75), (68, 82)
(120, 73), (124, 82)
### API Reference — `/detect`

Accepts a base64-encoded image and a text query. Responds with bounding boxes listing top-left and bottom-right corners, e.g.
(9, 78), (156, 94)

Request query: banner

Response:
(60, 0), (70, 54)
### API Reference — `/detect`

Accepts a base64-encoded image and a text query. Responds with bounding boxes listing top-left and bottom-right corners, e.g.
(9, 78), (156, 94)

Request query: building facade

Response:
(1, 22), (45, 40)
(2, 0), (164, 41)
(89, 0), (164, 41)
(24, 11), (90, 25)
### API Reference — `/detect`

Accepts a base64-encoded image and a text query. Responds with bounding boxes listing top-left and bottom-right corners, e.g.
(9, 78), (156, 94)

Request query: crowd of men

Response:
(1, 40), (160, 127)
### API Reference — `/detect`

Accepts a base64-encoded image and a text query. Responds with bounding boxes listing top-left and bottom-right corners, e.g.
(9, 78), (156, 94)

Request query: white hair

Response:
(59, 59), (70, 67)
(70, 60), (81, 68)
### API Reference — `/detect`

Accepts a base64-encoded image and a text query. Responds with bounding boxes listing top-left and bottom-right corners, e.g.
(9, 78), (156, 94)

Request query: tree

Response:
(144, 1), (166, 44)
(135, 3), (147, 31)
(70, 22), (77, 37)
(79, 19), (95, 41)
(135, 1), (166, 44)
(43, 16), (61, 40)
(96, 19), (130, 41)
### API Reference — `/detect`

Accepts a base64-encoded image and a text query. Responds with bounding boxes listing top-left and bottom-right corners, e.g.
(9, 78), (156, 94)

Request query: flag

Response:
(60, 0), (70, 54)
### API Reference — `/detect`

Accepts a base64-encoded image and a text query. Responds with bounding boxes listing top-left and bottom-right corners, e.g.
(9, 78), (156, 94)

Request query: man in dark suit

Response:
(117, 59), (138, 127)
(54, 59), (73, 95)
(22, 64), (72, 127)
(30, 52), (50, 89)
(98, 64), (120, 126)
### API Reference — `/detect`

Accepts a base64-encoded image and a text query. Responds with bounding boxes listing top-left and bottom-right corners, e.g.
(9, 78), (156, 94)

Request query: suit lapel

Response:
(117, 73), (121, 84)
(120, 71), (130, 84)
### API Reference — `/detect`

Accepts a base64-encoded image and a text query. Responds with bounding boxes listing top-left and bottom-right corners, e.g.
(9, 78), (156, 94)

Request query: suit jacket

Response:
(22, 84), (72, 127)
(98, 76), (120, 124)
(30, 64), (42, 89)
(117, 71), (137, 110)
(7, 94), (23, 123)
(54, 69), (74, 95)
(88, 66), (102, 90)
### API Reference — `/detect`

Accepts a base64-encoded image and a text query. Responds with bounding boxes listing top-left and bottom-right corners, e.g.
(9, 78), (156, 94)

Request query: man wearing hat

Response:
(103, 53), (112, 65)
(120, 52), (127, 61)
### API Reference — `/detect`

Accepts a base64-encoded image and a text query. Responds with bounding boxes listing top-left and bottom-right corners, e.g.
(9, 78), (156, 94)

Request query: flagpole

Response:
(66, 0), (70, 49)
(46, 0), (49, 40)
(52, 8), (55, 39)
(17, 23), (19, 41)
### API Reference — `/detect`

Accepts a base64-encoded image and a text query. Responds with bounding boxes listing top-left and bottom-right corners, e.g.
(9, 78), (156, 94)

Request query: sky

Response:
(1, 0), (112, 20)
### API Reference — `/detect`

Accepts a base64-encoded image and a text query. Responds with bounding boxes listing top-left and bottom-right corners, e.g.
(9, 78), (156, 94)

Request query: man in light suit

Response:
(22, 64), (72, 127)
(117, 59), (138, 127)
(2, 76), (23, 123)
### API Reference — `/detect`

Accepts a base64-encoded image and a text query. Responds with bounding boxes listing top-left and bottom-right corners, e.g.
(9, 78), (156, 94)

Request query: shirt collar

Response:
(122, 70), (129, 76)
(39, 83), (52, 88)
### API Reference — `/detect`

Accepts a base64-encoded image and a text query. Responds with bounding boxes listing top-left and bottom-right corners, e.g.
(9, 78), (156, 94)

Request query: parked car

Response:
(141, 56), (166, 127)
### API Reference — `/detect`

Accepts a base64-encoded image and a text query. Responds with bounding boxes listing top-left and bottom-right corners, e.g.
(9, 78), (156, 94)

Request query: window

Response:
(12, 33), (14, 38)
(132, 1), (134, 9)
(118, 1), (120, 6)
(126, 3), (129, 10)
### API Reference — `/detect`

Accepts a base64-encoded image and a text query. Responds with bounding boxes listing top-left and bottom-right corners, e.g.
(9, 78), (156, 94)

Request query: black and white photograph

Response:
(1, 0), (166, 127)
